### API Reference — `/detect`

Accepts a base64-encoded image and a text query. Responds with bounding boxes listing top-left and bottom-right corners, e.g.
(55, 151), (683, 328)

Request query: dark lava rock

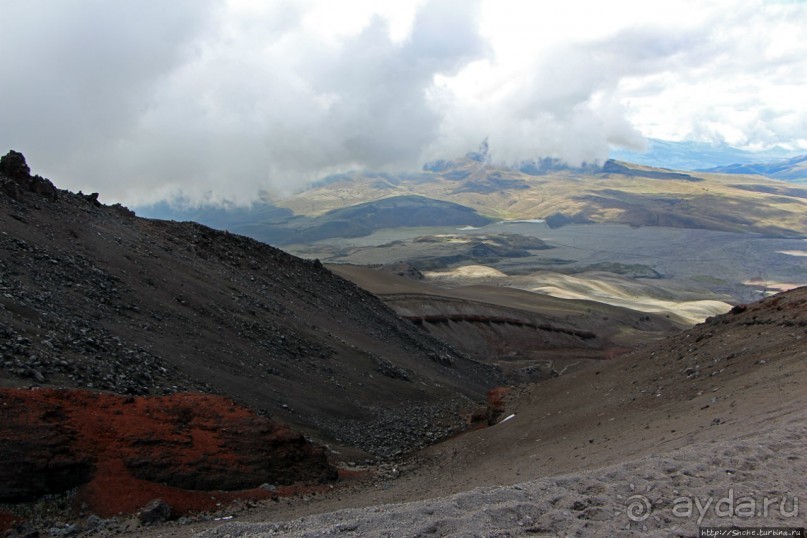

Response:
(0, 151), (30, 180)
(138, 499), (171, 525)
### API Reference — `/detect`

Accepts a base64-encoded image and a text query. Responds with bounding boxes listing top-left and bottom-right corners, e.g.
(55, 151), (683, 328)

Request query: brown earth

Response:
(0, 510), (18, 533)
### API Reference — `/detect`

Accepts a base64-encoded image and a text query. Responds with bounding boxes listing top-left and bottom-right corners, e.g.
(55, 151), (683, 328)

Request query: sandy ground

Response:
(423, 267), (732, 326)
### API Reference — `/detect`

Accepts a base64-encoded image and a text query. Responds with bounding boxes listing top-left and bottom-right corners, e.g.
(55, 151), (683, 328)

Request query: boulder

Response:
(138, 499), (171, 525)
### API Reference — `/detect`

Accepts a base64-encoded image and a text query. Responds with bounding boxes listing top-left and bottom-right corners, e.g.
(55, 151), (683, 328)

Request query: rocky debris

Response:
(372, 355), (411, 381)
(77, 191), (100, 207)
(0, 510), (19, 534)
(379, 292), (615, 379)
(315, 401), (472, 459)
(0, 388), (336, 506)
(138, 499), (171, 525)
(408, 313), (596, 340)
(0, 151), (500, 461)
(200, 418), (807, 538)
(0, 259), (199, 395)
(1, 489), (291, 536)
(484, 386), (510, 425)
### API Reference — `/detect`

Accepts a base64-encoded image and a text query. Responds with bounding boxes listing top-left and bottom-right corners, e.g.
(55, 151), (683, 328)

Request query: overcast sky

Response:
(1, 0), (806, 206)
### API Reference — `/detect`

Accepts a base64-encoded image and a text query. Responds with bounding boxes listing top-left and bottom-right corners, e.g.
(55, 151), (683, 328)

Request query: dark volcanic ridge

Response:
(0, 151), (502, 462)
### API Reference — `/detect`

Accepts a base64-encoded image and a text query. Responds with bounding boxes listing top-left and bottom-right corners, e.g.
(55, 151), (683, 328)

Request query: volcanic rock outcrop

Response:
(0, 389), (335, 506)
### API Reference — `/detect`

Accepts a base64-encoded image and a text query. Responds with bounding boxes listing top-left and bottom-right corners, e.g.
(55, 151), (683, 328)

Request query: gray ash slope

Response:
(0, 152), (501, 458)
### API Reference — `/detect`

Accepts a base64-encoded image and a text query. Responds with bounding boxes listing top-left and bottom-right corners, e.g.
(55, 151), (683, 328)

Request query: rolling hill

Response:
(273, 157), (807, 238)
(141, 156), (807, 242)
(240, 195), (493, 245)
(328, 263), (686, 383)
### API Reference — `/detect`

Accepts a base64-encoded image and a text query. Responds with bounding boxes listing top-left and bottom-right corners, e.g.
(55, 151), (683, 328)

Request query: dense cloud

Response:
(1, 0), (805, 205)
(0, 0), (220, 198)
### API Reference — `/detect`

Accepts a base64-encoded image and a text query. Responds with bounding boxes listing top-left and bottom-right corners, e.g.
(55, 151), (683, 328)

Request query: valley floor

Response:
(131, 287), (807, 537)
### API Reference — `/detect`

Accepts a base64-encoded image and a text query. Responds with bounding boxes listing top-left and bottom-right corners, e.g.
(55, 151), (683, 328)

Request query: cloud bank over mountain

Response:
(1, 0), (805, 205)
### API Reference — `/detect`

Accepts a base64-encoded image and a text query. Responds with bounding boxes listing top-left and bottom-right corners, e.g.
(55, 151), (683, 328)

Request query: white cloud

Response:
(0, 0), (805, 206)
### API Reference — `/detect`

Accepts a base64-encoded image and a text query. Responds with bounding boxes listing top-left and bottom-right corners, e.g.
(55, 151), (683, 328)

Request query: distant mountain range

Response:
(609, 138), (805, 173)
(698, 154), (807, 181)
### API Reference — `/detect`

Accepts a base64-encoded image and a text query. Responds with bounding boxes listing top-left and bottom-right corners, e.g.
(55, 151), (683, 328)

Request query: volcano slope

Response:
(191, 286), (807, 537)
(0, 153), (500, 469)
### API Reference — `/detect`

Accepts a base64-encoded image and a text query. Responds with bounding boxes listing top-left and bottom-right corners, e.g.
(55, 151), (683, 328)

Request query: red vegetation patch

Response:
(486, 387), (511, 425)
(0, 388), (336, 518)
(77, 459), (329, 518)
(487, 387), (510, 414)
(466, 386), (512, 428)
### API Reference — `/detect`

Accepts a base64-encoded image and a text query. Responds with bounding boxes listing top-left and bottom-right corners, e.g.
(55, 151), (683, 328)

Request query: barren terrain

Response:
(135, 286), (807, 537)
(289, 222), (807, 308)
(329, 263), (684, 382)
(2, 153), (806, 536)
